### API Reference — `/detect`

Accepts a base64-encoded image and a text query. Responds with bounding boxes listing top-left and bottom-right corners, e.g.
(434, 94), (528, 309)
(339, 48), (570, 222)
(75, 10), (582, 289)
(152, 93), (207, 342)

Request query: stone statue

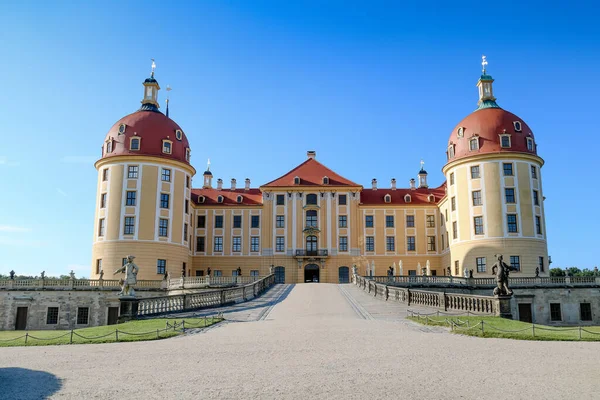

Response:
(463, 267), (469, 278)
(99, 270), (104, 280)
(40, 271), (46, 279)
(469, 269), (473, 279)
(9, 270), (15, 280)
(69, 270), (76, 280)
(352, 265), (358, 276)
(237, 267), (242, 276)
(535, 267), (540, 277)
(208, 267), (212, 276)
(113, 255), (139, 297)
(491, 254), (518, 296)
(426, 260), (431, 276)
(447, 266), (451, 276)
(398, 260), (403, 276)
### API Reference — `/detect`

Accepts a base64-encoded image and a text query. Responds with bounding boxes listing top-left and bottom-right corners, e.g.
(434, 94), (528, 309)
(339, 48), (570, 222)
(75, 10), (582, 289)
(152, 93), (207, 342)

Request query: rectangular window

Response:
(160, 193), (169, 209)
(214, 236), (223, 252)
(454, 260), (459, 276)
(533, 190), (539, 206)
(527, 138), (534, 151)
(251, 215), (260, 228)
(386, 236), (395, 252)
(122, 258), (127, 266)
(196, 236), (205, 252)
(77, 307), (89, 325)
(441, 234), (444, 250)
(338, 194), (347, 205)
(102, 168), (109, 181)
(476, 257), (486, 273)
(501, 136), (511, 148)
(427, 236), (436, 251)
(451, 197), (456, 211)
(386, 215), (394, 228)
(445, 209), (448, 221)
(470, 165), (480, 179)
(96, 259), (102, 274)
(510, 256), (521, 271)
(505, 188), (516, 203)
(550, 303), (562, 322)
(531, 165), (538, 179)
(185, 200), (189, 214)
(197, 215), (206, 228)
(539, 256), (544, 272)
(124, 216), (135, 235)
(407, 236), (416, 251)
(250, 270), (260, 277)
(158, 219), (168, 237)
(450, 172), (455, 185)
(215, 215), (223, 228)
(126, 191), (136, 206)
(452, 221), (458, 240)
(127, 165), (139, 179)
(276, 194), (285, 205)
(186, 176), (190, 188)
(365, 215), (374, 228)
(276, 215), (285, 228)
(406, 215), (415, 227)
(183, 224), (188, 240)
(157, 259), (166, 274)
(339, 236), (348, 252)
(580, 303), (592, 321)
(276, 236), (285, 252)
(474, 216), (484, 235)
(98, 218), (105, 237)
(46, 307), (59, 325)
(535, 216), (542, 234)
(507, 214), (518, 233)
(232, 236), (241, 252)
(339, 215), (347, 228)
(100, 193), (107, 208)
(161, 168), (171, 182)
(213, 270), (222, 277)
(469, 138), (478, 151)
(426, 215), (435, 228)
(366, 236), (374, 252)
(251, 237), (260, 252)
(472, 190), (482, 206)
(233, 215), (242, 228)
(503, 163), (514, 176)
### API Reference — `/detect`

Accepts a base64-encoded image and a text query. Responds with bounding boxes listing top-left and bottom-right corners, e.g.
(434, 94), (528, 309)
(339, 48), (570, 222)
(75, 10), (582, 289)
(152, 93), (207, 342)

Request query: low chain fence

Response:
(407, 310), (600, 341)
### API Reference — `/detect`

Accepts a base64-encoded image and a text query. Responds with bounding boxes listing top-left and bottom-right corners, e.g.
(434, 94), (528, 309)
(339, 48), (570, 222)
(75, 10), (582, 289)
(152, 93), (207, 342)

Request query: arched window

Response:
(198, 195), (205, 203)
(428, 194), (435, 202)
(294, 176), (300, 185)
(306, 193), (318, 205)
(236, 195), (243, 203)
(404, 194), (411, 203)
(384, 194), (391, 203)
(306, 235), (318, 252)
(106, 140), (113, 153)
(323, 176), (329, 184)
(306, 210), (317, 227)
(217, 195), (223, 203)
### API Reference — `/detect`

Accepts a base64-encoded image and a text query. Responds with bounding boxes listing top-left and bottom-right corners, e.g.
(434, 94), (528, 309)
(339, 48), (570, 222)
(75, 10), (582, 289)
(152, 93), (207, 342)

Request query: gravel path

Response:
(1, 284), (599, 399)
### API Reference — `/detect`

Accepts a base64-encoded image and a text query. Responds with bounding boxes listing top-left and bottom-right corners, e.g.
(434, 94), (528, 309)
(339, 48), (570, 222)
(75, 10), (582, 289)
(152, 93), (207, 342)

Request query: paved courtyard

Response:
(1, 284), (599, 399)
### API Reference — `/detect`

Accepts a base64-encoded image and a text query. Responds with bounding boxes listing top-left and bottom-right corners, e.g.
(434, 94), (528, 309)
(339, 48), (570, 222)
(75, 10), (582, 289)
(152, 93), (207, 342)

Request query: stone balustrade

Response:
(0, 278), (164, 291)
(367, 275), (600, 288)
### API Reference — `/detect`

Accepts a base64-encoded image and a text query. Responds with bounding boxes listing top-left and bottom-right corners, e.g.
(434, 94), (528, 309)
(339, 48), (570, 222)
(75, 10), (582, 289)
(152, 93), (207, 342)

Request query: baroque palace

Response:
(92, 60), (548, 284)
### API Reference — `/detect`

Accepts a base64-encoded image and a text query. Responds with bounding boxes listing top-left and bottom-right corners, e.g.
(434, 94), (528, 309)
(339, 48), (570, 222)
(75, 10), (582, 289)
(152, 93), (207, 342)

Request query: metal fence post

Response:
(532, 324), (535, 337)
(70, 330), (74, 344)
(480, 320), (484, 335)
(115, 329), (119, 342)
(25, 333), (28, 344)
(579, 326), (582, 340)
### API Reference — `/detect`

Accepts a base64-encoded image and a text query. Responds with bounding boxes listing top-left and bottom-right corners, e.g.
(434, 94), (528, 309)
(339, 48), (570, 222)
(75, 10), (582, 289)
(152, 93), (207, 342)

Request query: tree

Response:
(549, 268), (565, 277)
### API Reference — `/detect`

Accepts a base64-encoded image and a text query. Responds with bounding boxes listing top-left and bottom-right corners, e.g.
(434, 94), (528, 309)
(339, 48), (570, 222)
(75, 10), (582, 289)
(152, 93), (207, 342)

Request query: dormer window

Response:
(217, 195), (224, 203)
(185, 148), (191, 162)
(175, 129), (183, 141)
(384, 194), (391, 203)
(198, 195), (205, 203)
(457, 127), (464, 137)
(526, 137), (534, 151)
(106, 140), (113, 153)
(237, 195), (243, 203)
(294, 176), (300, 185)
(469, 137), (479, 151)
(428, 195), (435, 202)
(447, 144), (455, 160)
(500, 134), (511, 148)
(118, 124), (126, 135)
(404, 194), (411, 203)
(162, 140), (172, 154)
(513, 121), (522, 132)
(130, 137), (140, 151)
(323, 176), (329, 185)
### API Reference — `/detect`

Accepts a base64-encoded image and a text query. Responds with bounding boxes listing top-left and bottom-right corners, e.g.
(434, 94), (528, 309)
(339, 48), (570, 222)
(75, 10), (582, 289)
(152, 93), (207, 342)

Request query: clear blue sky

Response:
(1, 1), (598, 277)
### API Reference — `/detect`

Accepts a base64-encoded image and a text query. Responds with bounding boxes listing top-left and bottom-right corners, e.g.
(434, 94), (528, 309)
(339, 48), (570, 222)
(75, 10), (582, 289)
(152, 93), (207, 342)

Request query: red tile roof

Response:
(262, 158), (360, 187)
(360, 184), (446, 206)
(191, 188), (263, 206)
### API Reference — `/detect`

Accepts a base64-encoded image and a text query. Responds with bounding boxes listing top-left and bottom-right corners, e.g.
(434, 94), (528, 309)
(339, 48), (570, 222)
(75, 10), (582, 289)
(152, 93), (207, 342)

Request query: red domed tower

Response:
(440, 56), (548, 277)
(91, 62), (196, 279)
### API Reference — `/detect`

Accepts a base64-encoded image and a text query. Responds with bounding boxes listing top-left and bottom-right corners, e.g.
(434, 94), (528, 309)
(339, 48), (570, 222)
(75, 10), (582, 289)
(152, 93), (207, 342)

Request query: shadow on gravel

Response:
(0, 367), (62, 399)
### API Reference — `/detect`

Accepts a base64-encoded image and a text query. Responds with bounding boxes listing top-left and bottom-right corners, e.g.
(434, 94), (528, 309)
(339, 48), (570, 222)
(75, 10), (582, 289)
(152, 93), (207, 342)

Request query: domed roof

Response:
(101, 109), (191, 164)
(447, 107), (537, 162)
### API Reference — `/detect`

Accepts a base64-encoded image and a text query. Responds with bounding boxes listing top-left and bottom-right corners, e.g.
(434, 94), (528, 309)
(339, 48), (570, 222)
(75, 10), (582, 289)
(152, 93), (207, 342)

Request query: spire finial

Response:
(481, 55), (488, 74)
(165, 85), (171, 117)
(420, 159), (425, 170)
(207, 158), (211, 171)
(151, 58), (156, 77)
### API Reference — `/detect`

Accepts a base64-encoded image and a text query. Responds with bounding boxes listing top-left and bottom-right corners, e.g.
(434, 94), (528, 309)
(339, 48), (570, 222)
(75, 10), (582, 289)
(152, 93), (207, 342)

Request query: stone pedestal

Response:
(118, 296), (139, 322)
(495, 295), (513, 319)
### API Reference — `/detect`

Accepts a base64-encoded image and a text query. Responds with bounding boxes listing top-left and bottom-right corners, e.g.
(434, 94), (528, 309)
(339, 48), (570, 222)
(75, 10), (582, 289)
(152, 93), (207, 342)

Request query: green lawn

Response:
(0, 317), (222, 347)
(409, 315), (600, 341)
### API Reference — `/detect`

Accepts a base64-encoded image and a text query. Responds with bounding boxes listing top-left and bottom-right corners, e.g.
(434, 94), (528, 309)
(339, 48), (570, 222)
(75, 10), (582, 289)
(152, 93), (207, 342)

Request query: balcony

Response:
(295, 249), (328, 258)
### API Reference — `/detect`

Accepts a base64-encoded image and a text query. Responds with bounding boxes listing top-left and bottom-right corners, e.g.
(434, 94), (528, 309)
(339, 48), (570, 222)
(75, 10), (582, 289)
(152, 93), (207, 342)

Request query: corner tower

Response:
(91, 62), (196, 279)
(440, 56), (548, 277)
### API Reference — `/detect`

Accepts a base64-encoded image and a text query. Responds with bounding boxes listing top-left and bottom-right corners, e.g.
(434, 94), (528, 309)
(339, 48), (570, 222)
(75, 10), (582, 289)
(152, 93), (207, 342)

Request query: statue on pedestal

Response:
(99, 270), (104, 281)
(535, 267), (540, 277)
(491, 254), (518, 296)
(114, 255), (139, 297)
(40, 271), (46, 280)
(9, 270), (15, 280)
(69, 270), (76, 280)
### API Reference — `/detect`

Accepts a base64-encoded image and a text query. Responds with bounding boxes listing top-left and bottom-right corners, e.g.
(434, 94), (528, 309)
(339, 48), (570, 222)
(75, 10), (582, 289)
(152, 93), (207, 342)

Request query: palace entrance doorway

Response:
(304, 264), (320, 283)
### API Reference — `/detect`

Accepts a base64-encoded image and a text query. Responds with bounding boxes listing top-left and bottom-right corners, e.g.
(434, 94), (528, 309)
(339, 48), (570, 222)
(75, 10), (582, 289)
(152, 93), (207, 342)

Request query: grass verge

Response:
(408, 315), (600, 341)
(0, 317), (223, 347)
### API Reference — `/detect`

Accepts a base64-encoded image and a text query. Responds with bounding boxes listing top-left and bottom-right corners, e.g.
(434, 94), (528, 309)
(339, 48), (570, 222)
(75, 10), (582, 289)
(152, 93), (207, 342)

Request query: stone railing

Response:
(137, 274), (276, 316)
(167, 275), (262, 290)
(355, 275), (497, 315)
(0, 278), (165, 290)
(367, 275), (600, 288)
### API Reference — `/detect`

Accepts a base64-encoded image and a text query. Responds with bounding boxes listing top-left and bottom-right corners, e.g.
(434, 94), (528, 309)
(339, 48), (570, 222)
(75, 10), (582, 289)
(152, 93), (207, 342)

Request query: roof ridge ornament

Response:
(482, 55), (488, 74)
(151, 58), (156, 78)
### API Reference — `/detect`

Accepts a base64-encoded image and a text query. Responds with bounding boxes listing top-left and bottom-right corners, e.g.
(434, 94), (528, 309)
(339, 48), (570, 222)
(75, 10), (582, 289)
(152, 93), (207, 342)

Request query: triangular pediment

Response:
(262, 158), (360, 188)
